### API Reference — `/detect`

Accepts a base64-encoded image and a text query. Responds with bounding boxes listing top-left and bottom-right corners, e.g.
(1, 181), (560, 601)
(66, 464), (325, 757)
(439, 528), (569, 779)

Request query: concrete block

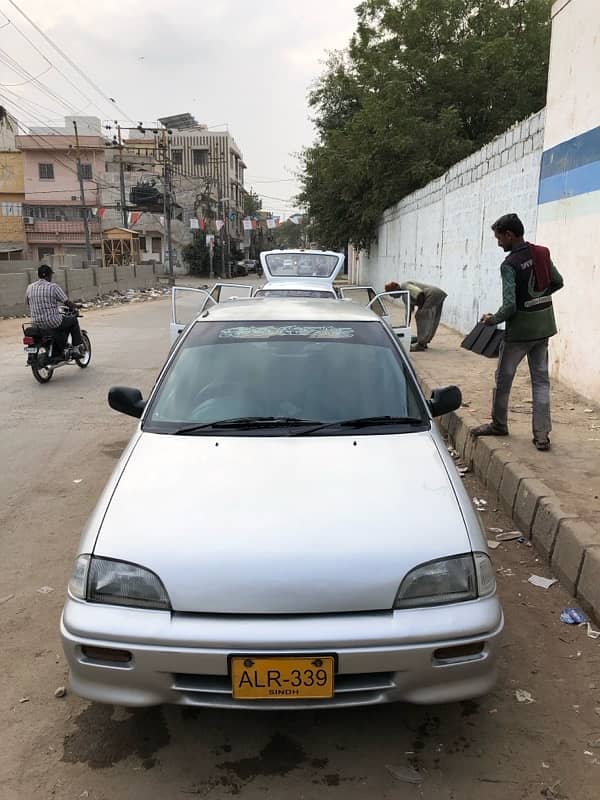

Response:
(498, 462), (535, 516)
(531, 497), (577, 560)
(447, 413), (460, 441)
(472, 438), (496, 482)
(0, 272), (28, 315)
(514, 140), (524, 160)
(486, 451), (513, 499)
(463, 432), (475, 468)
(552, 519), (600, 597)
(514, 478), (553, 537)
(436, 413), (451, 434)
(454, 417), (470, 457)
(524, 138), (533, 156)
(577, 547), (600, 622)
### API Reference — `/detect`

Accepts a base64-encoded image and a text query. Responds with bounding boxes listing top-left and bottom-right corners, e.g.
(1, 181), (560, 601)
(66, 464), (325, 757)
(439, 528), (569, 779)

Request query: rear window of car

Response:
(265, 254), (338, 278)
(144, 320), (427, 434)
(254, 289), (335, 298)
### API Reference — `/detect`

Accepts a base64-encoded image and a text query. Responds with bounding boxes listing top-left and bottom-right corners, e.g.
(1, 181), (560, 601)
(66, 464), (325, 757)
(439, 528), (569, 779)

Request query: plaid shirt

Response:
(26, 279), (68, 327)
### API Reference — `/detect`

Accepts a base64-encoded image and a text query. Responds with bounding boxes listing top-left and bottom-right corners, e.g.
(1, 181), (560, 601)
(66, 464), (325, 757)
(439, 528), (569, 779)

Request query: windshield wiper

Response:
(290, 415), (426, 436)
(173, 416), (320, 434)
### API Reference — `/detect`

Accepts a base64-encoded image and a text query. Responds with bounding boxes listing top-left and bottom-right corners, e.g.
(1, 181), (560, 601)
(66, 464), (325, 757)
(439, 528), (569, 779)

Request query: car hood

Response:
(94, 431), (472, 614)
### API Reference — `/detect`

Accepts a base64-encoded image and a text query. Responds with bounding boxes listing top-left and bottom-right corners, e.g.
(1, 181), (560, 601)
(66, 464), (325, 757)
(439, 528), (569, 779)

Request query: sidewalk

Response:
(410, 323), (600, 621)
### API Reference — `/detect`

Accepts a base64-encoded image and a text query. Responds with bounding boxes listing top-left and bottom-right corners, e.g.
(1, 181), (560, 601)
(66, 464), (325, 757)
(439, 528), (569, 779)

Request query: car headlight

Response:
(68, 554), (171, 611)
(394, 553), (495, 609)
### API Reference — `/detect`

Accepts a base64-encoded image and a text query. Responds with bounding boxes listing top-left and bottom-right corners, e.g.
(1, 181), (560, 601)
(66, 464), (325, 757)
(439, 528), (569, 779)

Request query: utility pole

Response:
(72, 121), (93, 265)
(116, 124), (128, 228)
(160, 128), (174, 276)
(218, 181), (225, 279)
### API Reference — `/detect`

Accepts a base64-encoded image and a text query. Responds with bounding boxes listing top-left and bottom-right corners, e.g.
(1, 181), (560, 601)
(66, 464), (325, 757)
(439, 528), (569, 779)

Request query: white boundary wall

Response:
(537, 0), (600, 403)
(356, 110), (546, 335)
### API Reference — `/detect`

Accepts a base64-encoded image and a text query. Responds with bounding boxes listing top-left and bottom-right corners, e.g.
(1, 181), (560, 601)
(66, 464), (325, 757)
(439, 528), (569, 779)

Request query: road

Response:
(1, 295), (599, 800)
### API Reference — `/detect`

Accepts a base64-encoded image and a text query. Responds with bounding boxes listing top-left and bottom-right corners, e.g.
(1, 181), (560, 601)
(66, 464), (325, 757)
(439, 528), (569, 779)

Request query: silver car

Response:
(61, 298), (503, 709)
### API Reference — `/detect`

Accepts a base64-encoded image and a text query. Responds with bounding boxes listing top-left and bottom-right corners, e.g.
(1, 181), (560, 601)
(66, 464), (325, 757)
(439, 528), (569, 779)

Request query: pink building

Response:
(16, 130), (105, 264)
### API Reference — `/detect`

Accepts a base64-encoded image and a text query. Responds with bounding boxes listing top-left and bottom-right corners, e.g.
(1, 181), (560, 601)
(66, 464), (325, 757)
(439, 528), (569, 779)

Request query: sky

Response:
(0, 0), (359, 217)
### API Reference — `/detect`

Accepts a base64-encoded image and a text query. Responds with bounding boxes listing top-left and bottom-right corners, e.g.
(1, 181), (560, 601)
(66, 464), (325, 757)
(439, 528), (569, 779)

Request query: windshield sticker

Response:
(219, 325), (355, 340)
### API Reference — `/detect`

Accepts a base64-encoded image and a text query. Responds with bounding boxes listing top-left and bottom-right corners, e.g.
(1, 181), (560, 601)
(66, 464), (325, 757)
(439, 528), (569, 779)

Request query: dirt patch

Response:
(62, 704), (169, 769)
(217, 732), (307, 781)
(101, 440), (129, 459)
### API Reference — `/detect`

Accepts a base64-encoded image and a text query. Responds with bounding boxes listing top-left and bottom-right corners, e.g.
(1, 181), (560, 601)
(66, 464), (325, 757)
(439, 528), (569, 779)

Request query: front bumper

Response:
(61, 595), (504, 708)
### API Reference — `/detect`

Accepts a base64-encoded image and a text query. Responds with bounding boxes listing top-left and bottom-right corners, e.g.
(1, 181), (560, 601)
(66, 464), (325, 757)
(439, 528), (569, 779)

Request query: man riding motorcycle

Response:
(25, 264), (85, 360)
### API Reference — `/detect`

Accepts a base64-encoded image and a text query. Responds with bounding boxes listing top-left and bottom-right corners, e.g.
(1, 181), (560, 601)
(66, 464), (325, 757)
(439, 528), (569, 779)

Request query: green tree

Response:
(299, 0), (552, 251)
(182, 233), (211, 276)
(271, 220), (305, 249)
(243, 190), (262, 217)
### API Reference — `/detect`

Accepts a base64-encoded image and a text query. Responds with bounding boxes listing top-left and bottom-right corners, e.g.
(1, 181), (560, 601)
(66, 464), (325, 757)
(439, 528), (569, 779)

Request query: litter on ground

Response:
(528, 575), (558, 590)
(495, 531), (521, 541)
(386, 764), (424, 784)
(515, 689), (535, 704)
(560, 608), (589, 625)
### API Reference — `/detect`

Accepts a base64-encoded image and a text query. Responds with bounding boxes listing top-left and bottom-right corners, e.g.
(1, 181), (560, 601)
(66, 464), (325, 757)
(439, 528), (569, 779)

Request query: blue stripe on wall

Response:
(538, 159), (600, 204)
(540, 125), (600, 180)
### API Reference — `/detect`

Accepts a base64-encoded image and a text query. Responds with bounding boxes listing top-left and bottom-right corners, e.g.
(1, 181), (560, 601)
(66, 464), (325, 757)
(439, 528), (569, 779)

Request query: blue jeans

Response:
(492, 338), (551, 438)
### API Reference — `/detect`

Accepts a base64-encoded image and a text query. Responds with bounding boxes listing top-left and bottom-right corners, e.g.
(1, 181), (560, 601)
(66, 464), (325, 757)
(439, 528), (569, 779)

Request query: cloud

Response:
(2, 0), (358, 213)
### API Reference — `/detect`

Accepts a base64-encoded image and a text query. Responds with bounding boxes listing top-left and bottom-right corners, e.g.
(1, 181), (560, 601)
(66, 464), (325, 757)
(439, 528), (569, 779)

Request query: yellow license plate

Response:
(231, 656), (335, 700)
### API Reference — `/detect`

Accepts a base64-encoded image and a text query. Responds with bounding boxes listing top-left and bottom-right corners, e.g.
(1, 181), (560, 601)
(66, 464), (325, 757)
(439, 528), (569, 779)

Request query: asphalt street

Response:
(1, 294), (599, 800)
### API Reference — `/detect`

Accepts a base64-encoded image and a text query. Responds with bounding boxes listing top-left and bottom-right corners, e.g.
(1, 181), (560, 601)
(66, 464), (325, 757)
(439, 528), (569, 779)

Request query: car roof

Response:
(198, 297), (378, 323)
(261, 248), (341, 256)
(259, 281), (337, 292)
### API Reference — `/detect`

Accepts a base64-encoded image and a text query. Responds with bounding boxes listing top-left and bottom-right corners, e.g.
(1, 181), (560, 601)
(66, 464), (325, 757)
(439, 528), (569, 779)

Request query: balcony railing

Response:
(24, 219), (102, 244)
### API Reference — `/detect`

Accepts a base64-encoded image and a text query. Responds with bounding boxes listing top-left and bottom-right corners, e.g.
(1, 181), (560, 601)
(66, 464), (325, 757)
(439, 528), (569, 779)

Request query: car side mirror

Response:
(108, 386), (146, 419)
(429, 385), (462, 418)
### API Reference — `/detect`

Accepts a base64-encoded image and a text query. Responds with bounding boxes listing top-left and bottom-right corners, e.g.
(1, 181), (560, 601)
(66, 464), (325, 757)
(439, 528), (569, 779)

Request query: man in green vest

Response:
(472, 213), (564, 451)
(384, 280), (447, 352)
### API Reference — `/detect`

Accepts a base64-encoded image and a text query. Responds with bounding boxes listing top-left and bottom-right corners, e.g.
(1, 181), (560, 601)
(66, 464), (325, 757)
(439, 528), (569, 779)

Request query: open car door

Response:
(170, 287), (214, 343)
(170, 283), (254, 343)
(339, 286), (412, 355)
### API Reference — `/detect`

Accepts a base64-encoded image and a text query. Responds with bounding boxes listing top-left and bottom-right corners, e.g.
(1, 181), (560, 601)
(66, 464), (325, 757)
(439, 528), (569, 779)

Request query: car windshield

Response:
(145, 320), (427, 435)
(265, 253), (338, 278)
(255, 289), (335, 298)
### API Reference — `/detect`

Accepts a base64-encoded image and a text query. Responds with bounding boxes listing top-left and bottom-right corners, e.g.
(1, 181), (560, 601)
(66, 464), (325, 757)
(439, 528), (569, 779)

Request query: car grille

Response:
(172, 671), (395, 708)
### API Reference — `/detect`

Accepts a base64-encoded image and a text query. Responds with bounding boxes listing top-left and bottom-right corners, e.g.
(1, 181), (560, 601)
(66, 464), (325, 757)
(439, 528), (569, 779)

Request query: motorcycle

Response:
(22, 307), (92, 384)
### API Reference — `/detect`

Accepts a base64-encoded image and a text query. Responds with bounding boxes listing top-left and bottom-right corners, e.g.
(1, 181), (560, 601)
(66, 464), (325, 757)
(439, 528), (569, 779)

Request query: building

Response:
(16, 116), (105, 265)
(160, 113), (247, 252)
(0, 109), (25, 261)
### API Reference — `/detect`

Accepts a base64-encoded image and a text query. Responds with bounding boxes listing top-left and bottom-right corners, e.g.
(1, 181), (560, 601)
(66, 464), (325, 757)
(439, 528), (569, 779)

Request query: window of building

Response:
(171, 150), (183, 166)
(151, 236), (162, 254)
(38, 247), (55, 260)
(193, 149), (208, 168)
(139, 236), (147, 252)
(39, 163), (54, 180)
(78, 163), (93, 180)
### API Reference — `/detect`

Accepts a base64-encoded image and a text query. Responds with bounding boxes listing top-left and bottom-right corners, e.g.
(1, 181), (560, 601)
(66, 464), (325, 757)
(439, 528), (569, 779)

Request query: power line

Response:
(6, 0), (137, 125)
(0, 48), (76, 112)
(0, 7), (114, 119)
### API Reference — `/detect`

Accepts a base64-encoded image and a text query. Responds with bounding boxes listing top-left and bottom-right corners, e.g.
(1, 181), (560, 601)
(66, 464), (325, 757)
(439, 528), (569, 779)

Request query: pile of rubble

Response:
(78, 286), (171, 310)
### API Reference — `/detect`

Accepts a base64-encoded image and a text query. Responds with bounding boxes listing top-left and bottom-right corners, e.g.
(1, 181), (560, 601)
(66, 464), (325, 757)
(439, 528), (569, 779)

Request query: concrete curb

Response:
(419, 375), (600, 622)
